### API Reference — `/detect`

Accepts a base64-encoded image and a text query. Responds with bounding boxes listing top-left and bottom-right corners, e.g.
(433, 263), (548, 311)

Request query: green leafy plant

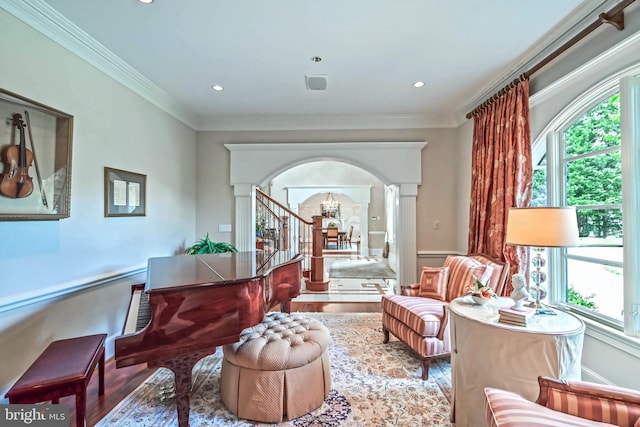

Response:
(568, 285), (597, 310)
(184, 233), (238, 255)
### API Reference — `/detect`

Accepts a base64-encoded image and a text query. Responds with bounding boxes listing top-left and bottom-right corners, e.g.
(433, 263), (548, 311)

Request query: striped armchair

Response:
(381, 253), (508, 380)
(485, 376), (640, 427)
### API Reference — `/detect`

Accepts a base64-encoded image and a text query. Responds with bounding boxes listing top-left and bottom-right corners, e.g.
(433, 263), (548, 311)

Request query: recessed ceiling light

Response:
(138, 0), (153, 4)
(413, 81), (425, 88)
(211, 85), (224, 91)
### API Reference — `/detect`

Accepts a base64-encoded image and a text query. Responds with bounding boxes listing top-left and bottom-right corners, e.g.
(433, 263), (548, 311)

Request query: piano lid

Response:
(146, 250), (300, 292)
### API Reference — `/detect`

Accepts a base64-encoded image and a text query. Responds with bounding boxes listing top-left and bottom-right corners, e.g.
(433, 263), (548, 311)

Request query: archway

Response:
(271, 160), (376, 258)
(226, 141), (427, 286)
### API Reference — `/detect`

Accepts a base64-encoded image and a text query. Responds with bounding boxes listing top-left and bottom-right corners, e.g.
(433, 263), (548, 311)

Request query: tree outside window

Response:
(563, 94), (623, 322)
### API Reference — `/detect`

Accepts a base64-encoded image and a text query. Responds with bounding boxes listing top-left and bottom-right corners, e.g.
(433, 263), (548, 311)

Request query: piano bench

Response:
(220, 312), (331, 423)
(4, 334), (106, 427)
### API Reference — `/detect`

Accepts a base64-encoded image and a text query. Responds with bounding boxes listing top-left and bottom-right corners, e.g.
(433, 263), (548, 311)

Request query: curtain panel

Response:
(468, 79), (533, 295)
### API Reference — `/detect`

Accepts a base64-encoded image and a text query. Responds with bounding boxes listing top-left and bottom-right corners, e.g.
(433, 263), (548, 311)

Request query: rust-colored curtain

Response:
(468, 79), (533, 295)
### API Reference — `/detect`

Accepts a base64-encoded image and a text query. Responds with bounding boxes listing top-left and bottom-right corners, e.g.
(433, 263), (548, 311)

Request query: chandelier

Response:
(322, 192), (339, 209)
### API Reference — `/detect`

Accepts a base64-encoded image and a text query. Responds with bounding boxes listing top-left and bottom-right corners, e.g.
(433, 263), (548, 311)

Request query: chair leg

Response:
(383, 328), (390, 344)
(421, 358), (431, 380)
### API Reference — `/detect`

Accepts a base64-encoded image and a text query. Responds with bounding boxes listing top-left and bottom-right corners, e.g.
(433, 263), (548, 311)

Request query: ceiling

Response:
(12, 0), (616, 130)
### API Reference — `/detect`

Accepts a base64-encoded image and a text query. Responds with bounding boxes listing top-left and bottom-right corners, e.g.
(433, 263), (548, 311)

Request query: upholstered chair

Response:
(484, 376), (640, 427)
(325, 227), (339, 249)
(381, 253), (508, 380)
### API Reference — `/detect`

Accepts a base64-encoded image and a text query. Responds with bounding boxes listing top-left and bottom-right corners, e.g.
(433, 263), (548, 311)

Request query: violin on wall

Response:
(0, 113), (34, 199)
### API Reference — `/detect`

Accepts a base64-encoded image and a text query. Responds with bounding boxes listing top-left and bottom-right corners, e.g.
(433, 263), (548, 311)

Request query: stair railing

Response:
(256, 188), (328, 290)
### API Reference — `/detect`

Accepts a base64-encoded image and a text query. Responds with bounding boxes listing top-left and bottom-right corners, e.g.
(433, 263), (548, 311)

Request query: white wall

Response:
(0, 10), (197, 396)
(455, 120), (474, 253)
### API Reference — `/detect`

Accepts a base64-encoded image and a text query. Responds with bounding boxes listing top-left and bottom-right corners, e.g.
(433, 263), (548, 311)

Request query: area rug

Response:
(96, 313), (452, 426)
(328, 259), (397, 279)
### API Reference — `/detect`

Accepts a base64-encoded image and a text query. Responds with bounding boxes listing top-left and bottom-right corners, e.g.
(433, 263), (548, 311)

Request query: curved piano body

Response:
(114, 250), (303, 427)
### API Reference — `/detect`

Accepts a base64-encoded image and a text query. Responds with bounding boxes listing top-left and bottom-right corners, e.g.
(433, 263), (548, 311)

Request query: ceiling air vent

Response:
(305, 75), (328, 91)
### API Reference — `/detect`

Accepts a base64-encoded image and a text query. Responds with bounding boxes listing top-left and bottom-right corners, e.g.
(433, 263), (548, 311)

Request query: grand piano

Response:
(114, 250), (303, 427)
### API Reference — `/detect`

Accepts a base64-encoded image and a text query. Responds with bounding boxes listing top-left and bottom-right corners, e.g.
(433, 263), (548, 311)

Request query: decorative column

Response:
(359, 203), (369, 256)
(397, 183), (418, 289)
(233, 184), (254, 251)
(306, 215), (329, 291)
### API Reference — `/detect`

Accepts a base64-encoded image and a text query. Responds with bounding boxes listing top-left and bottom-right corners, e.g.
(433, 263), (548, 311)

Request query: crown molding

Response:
(0, 0), (199, 129)
(225, 141), (428, 153)
(198, 113), (457, 131)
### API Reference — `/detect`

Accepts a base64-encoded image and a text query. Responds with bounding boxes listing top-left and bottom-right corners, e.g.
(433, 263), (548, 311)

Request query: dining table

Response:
(322, 229), (347, 248)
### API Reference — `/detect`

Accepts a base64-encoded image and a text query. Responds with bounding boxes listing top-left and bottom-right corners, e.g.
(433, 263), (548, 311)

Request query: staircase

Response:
(256, 188), (329, 291)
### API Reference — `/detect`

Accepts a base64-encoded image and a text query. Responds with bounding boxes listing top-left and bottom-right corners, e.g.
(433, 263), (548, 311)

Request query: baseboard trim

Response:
(0, 265), (147, 314)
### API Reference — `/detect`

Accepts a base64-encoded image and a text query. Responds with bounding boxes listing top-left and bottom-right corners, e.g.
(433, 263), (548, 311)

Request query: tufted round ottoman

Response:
(220, 312), (331, 423)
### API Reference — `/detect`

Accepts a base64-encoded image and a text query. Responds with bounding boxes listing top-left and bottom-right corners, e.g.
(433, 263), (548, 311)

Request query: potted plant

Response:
(185, 233), (238, 255)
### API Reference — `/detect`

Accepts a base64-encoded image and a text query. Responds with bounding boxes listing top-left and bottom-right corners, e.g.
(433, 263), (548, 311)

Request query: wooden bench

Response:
(5, 334), (106, 427)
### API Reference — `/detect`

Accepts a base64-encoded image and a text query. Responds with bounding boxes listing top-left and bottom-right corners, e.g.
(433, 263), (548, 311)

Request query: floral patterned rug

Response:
(96, 312), (452, 426)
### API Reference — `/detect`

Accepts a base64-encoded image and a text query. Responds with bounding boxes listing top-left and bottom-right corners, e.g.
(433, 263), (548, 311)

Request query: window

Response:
(537, 75), (640, 337)
(563, 95), (623, 323)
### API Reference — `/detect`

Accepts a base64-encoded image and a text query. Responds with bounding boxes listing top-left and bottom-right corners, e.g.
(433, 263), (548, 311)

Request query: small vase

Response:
(471, 295), (490, 305)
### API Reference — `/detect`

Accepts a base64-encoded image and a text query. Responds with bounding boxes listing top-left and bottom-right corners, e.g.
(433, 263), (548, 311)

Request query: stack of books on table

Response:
(498, 305), (535, 326)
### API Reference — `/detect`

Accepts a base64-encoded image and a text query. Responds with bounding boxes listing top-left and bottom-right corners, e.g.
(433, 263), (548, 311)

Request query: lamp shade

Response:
(505, 207), (580, 247)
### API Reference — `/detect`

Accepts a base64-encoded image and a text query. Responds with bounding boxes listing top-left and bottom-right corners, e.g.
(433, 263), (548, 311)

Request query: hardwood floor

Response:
(68, 300), (377, 426)
(60, 360), (154, 427)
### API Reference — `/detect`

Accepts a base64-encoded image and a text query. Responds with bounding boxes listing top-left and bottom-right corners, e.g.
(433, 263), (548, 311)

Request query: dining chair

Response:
(344, 225), (354, 249)
(325, 227), (339, 249)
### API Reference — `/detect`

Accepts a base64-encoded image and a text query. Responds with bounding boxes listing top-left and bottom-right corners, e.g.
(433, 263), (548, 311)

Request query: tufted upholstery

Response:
(485, 376), (640, 427)
(220, 312), (331, 423)
(382, 253), (507, 380)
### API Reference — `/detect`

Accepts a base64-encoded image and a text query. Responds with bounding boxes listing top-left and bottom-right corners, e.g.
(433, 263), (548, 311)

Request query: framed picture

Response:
(0, 88), (73, 221)
(104, 167), (146, 217)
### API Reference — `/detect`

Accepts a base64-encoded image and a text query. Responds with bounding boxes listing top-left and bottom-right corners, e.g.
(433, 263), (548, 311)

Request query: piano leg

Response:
(280, 299), (292, 313)
(150, 350), (212, 427)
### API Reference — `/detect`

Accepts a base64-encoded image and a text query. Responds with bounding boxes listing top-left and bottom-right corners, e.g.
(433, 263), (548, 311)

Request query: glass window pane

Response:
(531, 167), (547, 207)
(564, 95), (620, 158)
(566, 258), (623, 322)
(565, 152), (622, 207)
(573, 207), (623, 246)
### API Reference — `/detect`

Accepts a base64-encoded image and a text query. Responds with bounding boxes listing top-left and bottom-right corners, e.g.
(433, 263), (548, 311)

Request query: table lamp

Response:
(505, 207), (580, 308)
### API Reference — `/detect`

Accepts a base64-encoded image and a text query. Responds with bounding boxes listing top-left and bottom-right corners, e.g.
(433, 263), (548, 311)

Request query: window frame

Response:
(537, 75), (640, 338)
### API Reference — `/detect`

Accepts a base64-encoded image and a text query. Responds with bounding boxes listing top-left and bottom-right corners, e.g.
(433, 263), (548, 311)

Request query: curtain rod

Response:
(466, 0), (636, 119)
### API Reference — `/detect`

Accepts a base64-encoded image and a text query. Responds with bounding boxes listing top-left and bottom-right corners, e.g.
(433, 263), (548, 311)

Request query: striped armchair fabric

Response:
(382, 253), (508, 380)
(485, 376), (640, 427)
